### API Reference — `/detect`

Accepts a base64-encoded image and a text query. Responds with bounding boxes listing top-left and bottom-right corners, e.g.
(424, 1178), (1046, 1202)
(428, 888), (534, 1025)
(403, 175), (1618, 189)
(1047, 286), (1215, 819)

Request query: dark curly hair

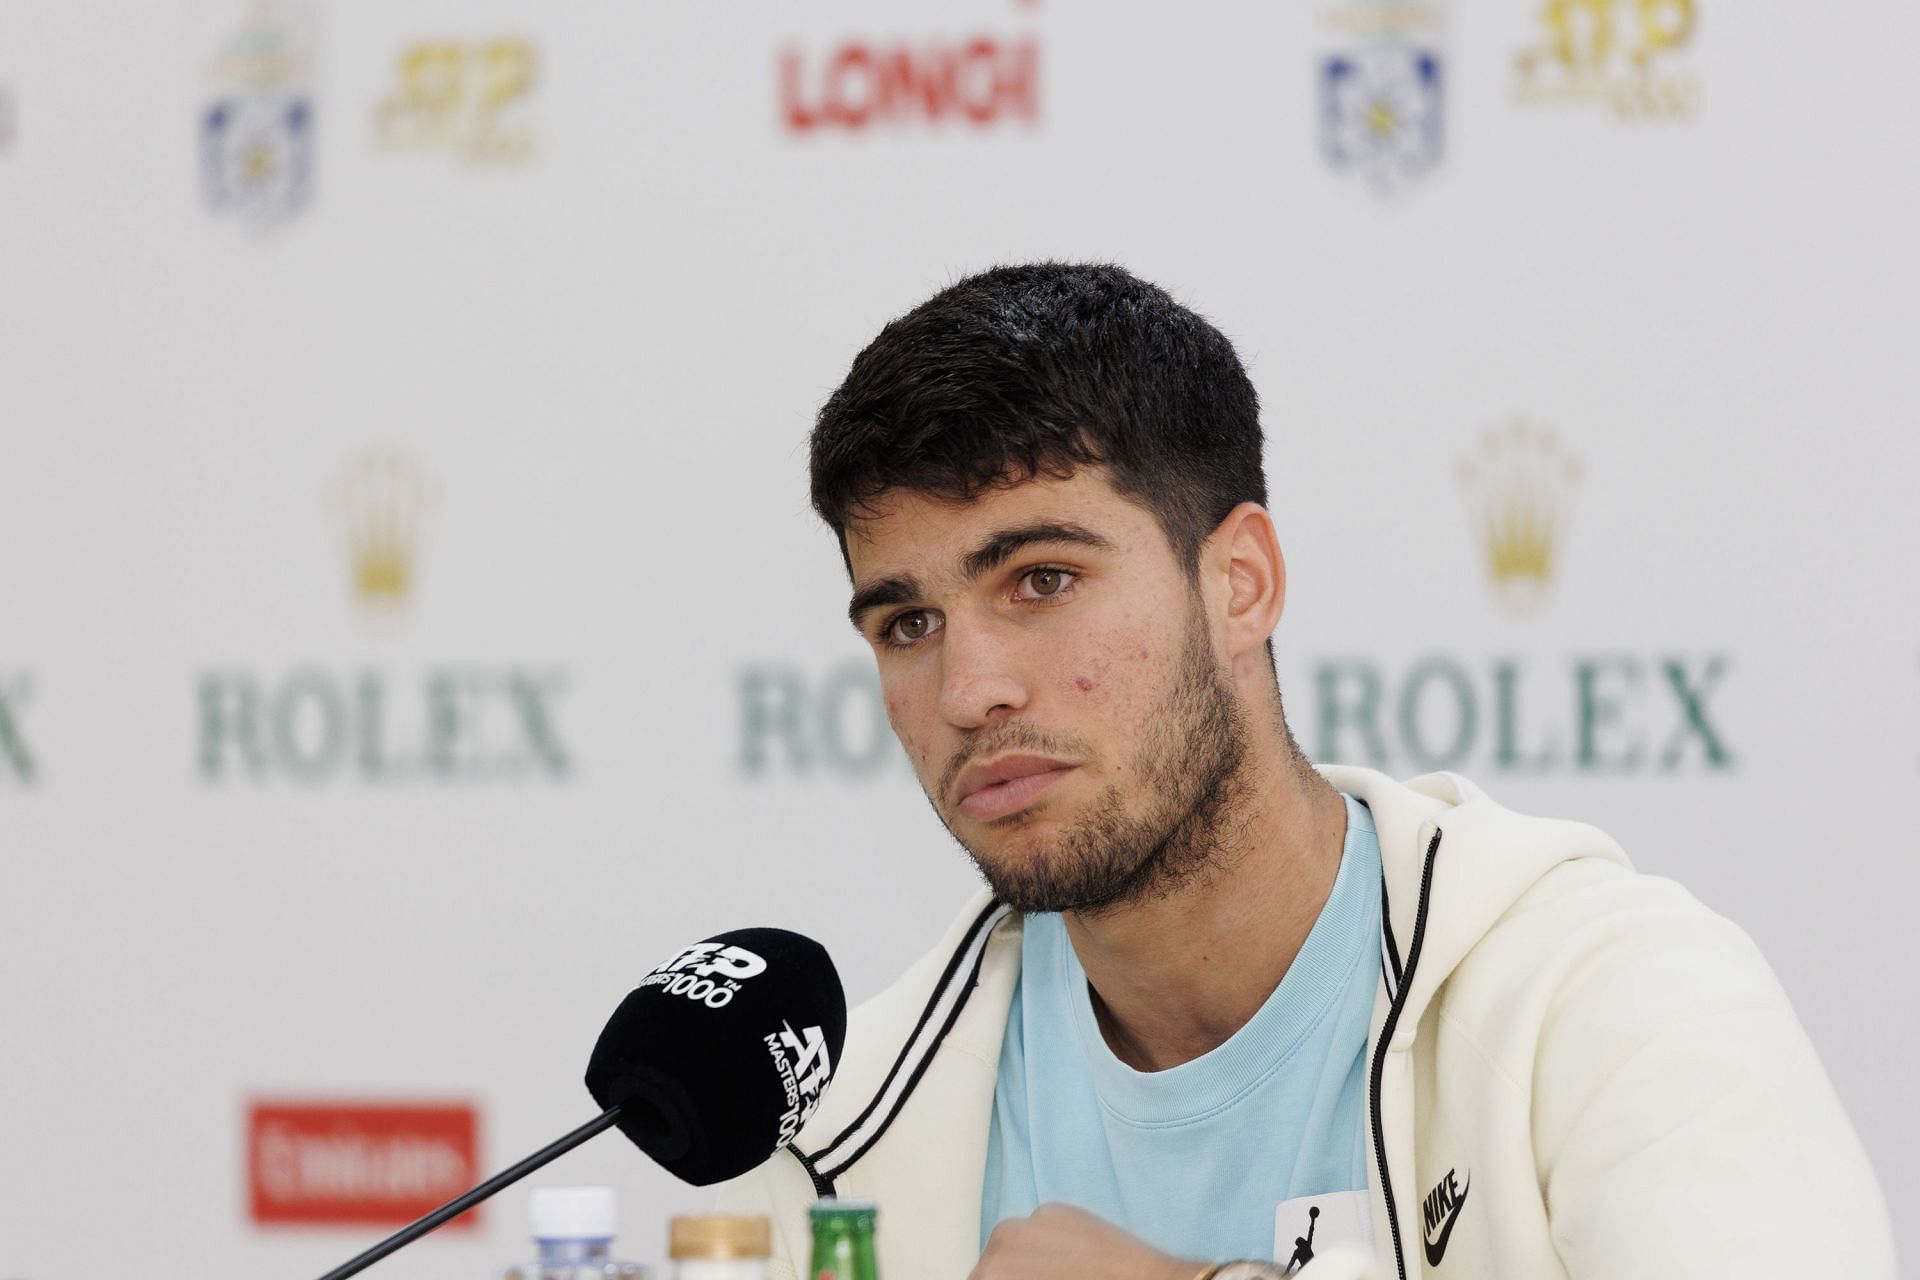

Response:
(809, 263), (1267, 574)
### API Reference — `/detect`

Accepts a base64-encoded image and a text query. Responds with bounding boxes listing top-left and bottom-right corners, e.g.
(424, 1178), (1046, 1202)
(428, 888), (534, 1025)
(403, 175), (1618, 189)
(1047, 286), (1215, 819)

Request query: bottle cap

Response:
(670, 1215), (772, 1260)
(808, 1198), (877, 1225)
(531, 1186), (617, 1241)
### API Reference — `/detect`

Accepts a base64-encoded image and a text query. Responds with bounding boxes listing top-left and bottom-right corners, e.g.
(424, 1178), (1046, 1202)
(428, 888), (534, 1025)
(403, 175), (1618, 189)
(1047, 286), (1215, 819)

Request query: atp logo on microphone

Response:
(765, 1021), (832, 1144)
(641, 941), (769, 1008)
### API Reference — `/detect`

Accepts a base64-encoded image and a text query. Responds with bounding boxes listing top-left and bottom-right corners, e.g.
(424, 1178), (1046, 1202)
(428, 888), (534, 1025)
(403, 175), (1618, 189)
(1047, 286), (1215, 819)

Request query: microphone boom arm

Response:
(316, 1105), (625, 1280)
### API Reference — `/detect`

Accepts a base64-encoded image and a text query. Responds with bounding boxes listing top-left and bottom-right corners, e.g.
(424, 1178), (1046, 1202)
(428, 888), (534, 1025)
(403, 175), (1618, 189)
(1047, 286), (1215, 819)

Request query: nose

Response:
(935, 618), (1029, 729)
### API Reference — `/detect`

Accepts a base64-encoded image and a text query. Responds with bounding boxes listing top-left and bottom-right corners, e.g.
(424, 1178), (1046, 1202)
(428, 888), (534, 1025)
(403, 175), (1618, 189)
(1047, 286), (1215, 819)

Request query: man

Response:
(719, 264), (1893, 1278)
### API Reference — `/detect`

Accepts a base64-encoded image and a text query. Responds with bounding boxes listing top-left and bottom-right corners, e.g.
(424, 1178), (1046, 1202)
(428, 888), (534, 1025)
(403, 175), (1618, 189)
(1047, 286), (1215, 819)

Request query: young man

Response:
(719, 264), (1893, 1278)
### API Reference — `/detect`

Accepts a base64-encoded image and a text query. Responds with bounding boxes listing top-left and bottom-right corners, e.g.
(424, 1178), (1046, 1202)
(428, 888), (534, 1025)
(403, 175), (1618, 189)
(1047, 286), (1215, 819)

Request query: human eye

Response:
(879, 608), (944, 649)
(1012, 566), (1078, 602)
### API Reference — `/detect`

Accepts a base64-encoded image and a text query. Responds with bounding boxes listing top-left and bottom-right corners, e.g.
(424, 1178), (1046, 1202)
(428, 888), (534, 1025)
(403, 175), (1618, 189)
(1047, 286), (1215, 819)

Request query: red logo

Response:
(247, 1100), (481, 1227)
(780, 37), (1041, 133)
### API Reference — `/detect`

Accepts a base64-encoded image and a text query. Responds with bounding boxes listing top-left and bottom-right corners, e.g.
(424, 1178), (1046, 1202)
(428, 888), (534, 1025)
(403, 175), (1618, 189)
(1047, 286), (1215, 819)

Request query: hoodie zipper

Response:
(793, 1145), (836, 1199)
(1369, 829), (1442, 1280)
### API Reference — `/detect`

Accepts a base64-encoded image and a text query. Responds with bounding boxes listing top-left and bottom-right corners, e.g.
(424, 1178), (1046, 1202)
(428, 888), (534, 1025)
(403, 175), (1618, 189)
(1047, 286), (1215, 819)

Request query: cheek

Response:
(1060, 625), (1161, 706)
(884, 687), (934, 767)
(1064, 661), (1108, 699)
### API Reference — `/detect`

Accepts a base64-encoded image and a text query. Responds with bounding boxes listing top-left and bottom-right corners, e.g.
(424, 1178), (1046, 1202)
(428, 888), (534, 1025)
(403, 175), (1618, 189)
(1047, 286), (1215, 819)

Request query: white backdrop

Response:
(1, 0), (1915, 1274)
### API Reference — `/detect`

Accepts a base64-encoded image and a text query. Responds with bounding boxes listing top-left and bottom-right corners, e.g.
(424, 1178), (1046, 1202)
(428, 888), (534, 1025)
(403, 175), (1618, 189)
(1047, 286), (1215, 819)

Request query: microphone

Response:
(585, 926), (848, 1185)
(315, 926), (846, 1280)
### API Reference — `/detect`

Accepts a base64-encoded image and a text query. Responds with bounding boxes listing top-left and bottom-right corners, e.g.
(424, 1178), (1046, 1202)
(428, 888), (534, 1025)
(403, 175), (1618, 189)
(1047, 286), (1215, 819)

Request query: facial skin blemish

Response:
(1075, 676), (1094, 692)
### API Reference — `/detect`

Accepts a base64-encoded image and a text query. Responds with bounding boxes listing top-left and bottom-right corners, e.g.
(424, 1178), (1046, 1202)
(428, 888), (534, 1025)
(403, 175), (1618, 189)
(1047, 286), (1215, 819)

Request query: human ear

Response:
(1208, 503), (1286, 665)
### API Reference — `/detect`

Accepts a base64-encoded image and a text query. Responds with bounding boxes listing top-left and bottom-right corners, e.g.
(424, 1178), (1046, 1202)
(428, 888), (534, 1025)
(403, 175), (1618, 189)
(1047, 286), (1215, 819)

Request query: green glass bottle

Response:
(807, 1199), (878, 1280)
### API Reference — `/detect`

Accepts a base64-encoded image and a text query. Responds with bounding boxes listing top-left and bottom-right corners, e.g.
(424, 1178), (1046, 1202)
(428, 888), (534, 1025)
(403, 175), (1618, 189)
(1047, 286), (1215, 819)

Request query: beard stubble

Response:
(931, 603), (1251, 915)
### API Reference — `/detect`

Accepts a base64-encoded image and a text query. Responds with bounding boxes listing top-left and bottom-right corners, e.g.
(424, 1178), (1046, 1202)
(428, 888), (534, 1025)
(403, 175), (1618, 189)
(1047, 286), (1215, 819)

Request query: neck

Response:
(1063, 743), (1347, 1072)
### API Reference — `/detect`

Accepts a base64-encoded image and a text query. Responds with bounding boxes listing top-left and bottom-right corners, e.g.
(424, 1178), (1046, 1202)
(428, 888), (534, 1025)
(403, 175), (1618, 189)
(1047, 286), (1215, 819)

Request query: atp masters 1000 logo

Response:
(374, 37), (538, 165)
(196, 447), (573, 786)
(1512, 0), (1698, 121)
(1305, 420), (1735, 777)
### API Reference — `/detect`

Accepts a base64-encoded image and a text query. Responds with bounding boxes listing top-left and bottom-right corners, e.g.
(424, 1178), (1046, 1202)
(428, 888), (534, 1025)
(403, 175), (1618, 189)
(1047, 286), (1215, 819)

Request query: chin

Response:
(967, 820), (1077, 884)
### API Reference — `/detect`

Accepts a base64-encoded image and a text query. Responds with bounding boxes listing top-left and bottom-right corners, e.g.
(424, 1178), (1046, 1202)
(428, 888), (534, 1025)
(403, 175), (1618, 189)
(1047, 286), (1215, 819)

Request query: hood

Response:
(1320, 765), (1632, 1046)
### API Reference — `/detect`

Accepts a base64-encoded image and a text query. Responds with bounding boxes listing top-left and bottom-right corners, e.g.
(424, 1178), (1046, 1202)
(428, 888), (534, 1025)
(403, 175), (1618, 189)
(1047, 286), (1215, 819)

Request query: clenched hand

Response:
(971, 1204), (1202, 1280)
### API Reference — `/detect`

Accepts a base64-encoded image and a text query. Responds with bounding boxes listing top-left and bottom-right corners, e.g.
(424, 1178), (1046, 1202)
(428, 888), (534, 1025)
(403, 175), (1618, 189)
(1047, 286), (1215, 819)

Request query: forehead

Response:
(843, 470), (1161, 582)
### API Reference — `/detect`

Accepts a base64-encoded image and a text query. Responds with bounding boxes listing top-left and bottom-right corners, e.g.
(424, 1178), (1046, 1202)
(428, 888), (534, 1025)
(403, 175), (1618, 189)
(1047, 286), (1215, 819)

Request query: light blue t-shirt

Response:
(980, 794), (1382, 1262)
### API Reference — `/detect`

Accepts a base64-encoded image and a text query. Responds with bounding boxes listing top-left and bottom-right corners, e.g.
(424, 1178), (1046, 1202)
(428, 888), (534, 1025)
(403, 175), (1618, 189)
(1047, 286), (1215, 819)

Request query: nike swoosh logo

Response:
(1422, 1173), (1471, 1266)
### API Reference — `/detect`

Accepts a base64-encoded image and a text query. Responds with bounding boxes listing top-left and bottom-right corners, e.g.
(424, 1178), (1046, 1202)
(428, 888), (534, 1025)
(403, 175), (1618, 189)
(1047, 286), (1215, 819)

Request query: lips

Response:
(953, 754), (1077, 823)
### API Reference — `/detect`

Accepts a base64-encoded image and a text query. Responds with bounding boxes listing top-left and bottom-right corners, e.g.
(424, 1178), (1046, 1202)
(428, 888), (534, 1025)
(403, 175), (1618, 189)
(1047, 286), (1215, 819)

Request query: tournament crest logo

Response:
(1317, 2), (1444, 197)
(199, 1), (318, 228)
(1457, 420), (1579, 619)
(1512, 0), (1698, 120)
(374, 38), (539, 165)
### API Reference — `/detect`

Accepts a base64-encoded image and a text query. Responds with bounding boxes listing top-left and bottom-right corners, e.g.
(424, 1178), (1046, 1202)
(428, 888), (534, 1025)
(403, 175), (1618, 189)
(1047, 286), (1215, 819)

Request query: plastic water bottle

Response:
(500, 1186), (647, 1280)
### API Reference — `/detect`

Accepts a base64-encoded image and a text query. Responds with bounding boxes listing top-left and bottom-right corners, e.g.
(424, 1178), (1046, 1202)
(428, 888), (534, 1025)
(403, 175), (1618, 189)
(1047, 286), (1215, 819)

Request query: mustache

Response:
(938, 722), (1094, 804)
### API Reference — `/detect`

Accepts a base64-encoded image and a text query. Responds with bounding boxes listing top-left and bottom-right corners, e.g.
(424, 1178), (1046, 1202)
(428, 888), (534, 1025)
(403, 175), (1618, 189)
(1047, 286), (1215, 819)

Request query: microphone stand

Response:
(316, 1105), (625, 1280)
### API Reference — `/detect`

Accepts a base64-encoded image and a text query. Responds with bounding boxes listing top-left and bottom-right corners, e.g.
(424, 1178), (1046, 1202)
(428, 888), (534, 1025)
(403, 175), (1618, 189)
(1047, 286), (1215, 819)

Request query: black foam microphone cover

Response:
(585, 927), (847, 1186)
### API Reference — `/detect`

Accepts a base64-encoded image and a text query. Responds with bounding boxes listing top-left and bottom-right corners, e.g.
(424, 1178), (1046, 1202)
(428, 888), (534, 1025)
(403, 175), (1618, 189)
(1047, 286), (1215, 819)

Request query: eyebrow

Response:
(846, 520), (1116, 632)
(847, 574), (925, 630)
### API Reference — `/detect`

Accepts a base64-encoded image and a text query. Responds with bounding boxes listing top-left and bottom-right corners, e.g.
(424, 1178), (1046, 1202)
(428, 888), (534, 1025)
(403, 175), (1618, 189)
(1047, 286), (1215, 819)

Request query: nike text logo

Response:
(1421, 1168), (1471, 1266)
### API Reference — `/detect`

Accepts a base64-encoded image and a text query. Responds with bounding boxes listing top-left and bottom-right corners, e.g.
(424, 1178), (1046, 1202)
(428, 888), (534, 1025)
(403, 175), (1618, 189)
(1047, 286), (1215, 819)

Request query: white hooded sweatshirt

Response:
(718, 767), (1895, 1278)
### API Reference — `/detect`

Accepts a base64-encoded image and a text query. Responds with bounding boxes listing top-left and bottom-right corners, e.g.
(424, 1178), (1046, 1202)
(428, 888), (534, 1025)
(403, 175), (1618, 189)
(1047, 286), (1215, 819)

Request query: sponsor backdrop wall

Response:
(2, 0), (1915, 1274)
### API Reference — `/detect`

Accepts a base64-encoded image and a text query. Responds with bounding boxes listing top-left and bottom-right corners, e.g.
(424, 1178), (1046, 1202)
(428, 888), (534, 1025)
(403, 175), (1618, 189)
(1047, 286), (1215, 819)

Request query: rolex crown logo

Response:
(1457, 421), (1579, 617)
(327, 448), (437, 622)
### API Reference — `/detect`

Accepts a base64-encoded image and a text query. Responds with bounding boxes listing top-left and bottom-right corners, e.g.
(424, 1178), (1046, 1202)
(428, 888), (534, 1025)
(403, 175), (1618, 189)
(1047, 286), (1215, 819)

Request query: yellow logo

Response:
(326, 448), (438, 623)
(1513, 0), (1698, 120)
(1457, 421), (1580, 617)
(374, 38), (537, 163)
